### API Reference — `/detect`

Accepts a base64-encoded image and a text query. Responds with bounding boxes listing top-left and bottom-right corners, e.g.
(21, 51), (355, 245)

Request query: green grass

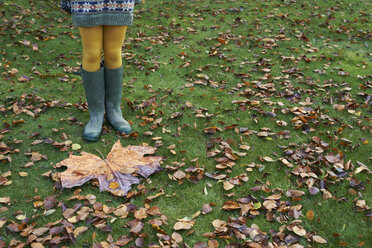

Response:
(0, 0), (371, 247)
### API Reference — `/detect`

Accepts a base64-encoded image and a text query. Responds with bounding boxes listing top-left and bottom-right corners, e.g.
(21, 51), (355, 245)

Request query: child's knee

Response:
(85, 50), (101, 63)
(104, 52), (122, 69)
(83, 51), (101, 71)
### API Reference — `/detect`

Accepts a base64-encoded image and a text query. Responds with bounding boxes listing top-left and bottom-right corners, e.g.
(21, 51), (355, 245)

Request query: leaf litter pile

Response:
(0, 0), (371, 247)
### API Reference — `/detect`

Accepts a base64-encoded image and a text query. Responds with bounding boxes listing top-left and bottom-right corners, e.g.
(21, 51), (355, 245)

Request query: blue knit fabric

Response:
(70, 0), (141, 27)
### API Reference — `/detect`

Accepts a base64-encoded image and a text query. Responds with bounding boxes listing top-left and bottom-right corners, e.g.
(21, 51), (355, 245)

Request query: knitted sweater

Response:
(64, 0), (141, 27)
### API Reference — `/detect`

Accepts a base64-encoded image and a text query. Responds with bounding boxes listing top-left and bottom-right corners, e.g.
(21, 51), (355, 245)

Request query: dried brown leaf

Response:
(292, 226), (306, 236)
(0, 197), (10, 204)
(173, 220), (194, 230)
(286, 189), (305, 198)
(222, 201), (240, 211)
(30, 243), (45, 248)
(73, 226), (88, 237)
(173, 170), (186, 180)
(212, 219), (227, 232)
(223, 181), (234, 191)
(134, 208), (148, 220)
(208, 239), (219, 247)
(171, 232), (183, 243)
(202, 204), (213, 214)
(54, 140), (162, 196)
(313, 235), (327, 243)
(129, 219), (144, 234)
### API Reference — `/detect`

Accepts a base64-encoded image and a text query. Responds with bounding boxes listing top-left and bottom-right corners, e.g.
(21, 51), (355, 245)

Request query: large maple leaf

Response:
(54, 140), (163, 196)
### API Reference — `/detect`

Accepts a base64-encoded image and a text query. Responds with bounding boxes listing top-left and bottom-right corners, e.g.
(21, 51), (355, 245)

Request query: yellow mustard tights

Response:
(79, 25), (128, 72)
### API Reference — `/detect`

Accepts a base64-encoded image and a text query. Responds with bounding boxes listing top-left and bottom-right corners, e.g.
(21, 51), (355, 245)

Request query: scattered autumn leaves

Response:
(1, 0), (371, 247)
(2, 190), (170, 247)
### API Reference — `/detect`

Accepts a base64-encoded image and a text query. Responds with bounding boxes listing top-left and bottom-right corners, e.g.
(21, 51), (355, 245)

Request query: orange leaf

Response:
(54, 140), (162, 196)
(358, 241), (365, 247)
(222, 201), (240, 211)
(33, 201), (44, 208)
(306, 210), (314, 220)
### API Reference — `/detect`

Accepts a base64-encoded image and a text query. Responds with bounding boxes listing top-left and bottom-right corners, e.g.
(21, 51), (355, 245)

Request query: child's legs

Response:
(79, 26), (103, 72)
(103, 25), (128, 69)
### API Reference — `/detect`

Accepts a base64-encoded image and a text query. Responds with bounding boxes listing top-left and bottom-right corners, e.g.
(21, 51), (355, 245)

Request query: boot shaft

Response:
(81, 67), (105, 113)
(104, 64), (124, 104)
(103, 63), (132, 134)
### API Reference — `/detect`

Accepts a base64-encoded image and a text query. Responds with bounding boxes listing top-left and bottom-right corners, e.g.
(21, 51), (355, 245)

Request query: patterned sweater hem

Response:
(72, 12), (133, 27)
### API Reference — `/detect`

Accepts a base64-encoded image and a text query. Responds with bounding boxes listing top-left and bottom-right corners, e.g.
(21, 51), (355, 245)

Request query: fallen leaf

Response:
(325, 154), (340, 163)
(43, 196), (57, 210)
(116, 236), (133, 246)
(239, 144), (251, 151)
(62, 208), (75, 219)
(73, 226), (88, 237)
(313, 235), (327, 243)
(173, 220), (194, 230)
(129, 219), (144, 234)
(194, 242), (208, 248)
(134, 208), (148, 220)
(33, 201), (43, 208)
(32, 227), (49, 236)
(286, 189), (305, 198)
(147, 206), (161, 216)
(71, 144), (81, 150)
(0, 218), (6, 228)
(135, 237), (144, 247)
(263, 200), (277, 210)
(19, 172), (28, 177)
(29, 152), (47, 162)
(202, 204), (213, 214)
(309, 187), (319, 195)
(292, 226), (306, 236)
(212, 219), (227, 232)
(173, 170), (186, 180)
(265, 194), (282, 200)
(30, 243), (45, 248)
(257, 131), (269, 137)
(113, 204), (128, 217)
(208, 239), (219, 247)
(171, 232), (183, 243)
(306, 210), (314, 220)
(357, 241), (366, 247)
(356, 200), (370, 211)
(222, 201), (240, 211)
(54, 140), (162, 196)
(16, 214), (26, 221)
(0, 197), (10, 204)
(262, 156), (275, 162)
(279, 158), (293, 167)
(223, 181), (234, 190)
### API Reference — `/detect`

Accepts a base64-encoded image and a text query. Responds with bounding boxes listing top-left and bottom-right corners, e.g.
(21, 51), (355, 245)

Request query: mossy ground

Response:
(0, 0), (371, 247)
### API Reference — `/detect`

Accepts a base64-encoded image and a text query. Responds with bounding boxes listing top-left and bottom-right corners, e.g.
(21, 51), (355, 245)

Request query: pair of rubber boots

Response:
(81, 62), (132, 141)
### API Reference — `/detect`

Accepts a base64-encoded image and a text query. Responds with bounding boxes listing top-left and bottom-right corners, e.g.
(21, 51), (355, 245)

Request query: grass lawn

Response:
(0, 0), (371, 247)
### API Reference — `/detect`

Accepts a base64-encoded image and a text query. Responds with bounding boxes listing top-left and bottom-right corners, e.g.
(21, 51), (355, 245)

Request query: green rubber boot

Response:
(81, 66), (105, 141)
(104, 64), (132, 134)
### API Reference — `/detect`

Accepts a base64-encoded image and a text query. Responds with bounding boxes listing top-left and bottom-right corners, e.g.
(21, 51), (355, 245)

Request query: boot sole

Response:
(83, 133), (100, 142)
(108, 122), (132, 134)
(105, 117), (132, 135)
